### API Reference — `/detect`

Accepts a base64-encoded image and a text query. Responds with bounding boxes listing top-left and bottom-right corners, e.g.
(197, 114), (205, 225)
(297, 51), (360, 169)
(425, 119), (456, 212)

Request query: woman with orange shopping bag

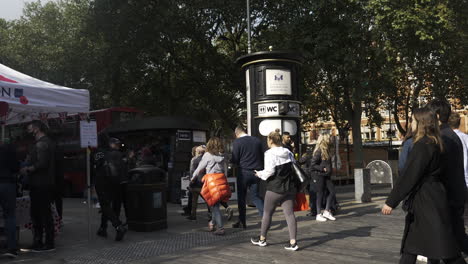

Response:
(191, 137), (231, 235)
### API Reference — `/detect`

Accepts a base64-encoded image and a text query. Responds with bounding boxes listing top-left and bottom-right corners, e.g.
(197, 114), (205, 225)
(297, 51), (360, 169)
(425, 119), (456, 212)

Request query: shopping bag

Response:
(294, 192), (309, 212)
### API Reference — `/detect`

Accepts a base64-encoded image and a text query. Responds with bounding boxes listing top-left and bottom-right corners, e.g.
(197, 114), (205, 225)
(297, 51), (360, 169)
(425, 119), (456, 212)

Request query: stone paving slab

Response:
(1, 184), (457, 264)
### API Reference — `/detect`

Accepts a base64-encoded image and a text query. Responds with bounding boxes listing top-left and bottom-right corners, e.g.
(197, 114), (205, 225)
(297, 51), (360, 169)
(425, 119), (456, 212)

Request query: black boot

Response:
(115, 225), (127, 241)
(20, 238), (43, 252)
(232, 221), (247, 229)
(97, 227), (108, 238)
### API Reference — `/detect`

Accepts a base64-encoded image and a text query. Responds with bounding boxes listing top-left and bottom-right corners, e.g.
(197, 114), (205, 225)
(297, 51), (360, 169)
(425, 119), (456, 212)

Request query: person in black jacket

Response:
(299, 151), (317, 217)
(231, 125), (264, 229)
(382, 107), (466, 264)
(94, 137), (127, 241)
(0, 142), (20, 258)
(251, 129), (299, 251)
(20, 120), (56, 252)
(426, 99), (468, 256)
(310, 134), (336, 222)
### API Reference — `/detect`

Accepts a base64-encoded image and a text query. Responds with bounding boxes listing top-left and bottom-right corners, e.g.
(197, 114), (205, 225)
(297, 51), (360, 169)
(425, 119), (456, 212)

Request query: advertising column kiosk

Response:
(236, 51), (304, 150)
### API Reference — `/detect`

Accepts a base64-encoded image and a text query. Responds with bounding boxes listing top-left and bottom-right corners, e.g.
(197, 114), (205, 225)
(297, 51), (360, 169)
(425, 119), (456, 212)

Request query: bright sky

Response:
(0, 0), (54, 21)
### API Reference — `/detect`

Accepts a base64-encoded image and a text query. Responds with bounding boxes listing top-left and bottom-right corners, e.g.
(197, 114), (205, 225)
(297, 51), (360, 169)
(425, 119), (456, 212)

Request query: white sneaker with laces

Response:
(417, 256), (428, 262)
(284, 243), (299, 251)
(323, 211), (336, 221)
(316, 214), (327, 222)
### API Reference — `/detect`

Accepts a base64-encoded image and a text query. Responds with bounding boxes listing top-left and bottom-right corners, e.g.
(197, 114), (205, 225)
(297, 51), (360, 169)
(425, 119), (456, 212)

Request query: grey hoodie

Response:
(191, 152), (226, 181)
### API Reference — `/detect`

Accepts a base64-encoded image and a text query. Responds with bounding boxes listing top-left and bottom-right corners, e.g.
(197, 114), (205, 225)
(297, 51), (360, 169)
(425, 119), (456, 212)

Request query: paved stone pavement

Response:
(0, 184), (458, 263)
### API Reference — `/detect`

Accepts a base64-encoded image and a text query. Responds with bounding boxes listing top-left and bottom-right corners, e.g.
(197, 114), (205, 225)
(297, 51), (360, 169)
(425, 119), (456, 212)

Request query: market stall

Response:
(0, 63), (89, 125)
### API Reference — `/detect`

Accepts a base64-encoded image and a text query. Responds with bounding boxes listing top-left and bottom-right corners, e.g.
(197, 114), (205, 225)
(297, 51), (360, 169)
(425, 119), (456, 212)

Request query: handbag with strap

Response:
(289, 153), (309, 192)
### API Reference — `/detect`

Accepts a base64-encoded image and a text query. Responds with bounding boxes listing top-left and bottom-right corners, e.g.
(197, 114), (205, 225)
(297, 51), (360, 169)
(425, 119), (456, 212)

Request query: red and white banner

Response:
(79, 113), (89, 121)
(38, 113), (49, 121)
(0, 63), (90, 124)
(58, 112), (68, 123)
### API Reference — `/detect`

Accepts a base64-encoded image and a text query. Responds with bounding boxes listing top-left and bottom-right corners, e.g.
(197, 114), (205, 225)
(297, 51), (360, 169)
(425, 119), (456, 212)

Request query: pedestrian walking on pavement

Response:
(310, 134), (336, 222)
(186, 145), (206, 220)
(299, 150), (318, 217)
(94, 137), (127, 241)
(20, 120), (57, 253)
(251, 129), (299, 251)
(427, 99), (468, 256)
(192, 137), (231, 235)
(231, 125), (264, 229)
(0, 142), (20, 258)
(398, 121), (413, 176)
(448, 112), (468, 224)
(382, 107), (466, 264)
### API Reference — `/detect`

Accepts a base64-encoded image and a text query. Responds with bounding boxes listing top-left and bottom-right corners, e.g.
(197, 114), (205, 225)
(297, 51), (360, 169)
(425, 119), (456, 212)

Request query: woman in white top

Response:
(251, 129), (299, 251)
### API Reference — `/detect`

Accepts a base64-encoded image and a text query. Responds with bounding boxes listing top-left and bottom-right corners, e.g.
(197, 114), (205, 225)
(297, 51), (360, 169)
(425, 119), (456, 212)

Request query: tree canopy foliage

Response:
(0, 0), (466, 166)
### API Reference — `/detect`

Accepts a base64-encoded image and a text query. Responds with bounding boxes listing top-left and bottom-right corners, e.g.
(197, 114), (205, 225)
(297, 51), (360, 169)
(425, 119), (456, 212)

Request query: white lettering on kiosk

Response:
(257, 102), (300, 117)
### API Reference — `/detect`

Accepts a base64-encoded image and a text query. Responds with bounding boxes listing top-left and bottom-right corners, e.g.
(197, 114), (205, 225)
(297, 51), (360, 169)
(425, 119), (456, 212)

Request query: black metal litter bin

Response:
(126, 165), (167, 232)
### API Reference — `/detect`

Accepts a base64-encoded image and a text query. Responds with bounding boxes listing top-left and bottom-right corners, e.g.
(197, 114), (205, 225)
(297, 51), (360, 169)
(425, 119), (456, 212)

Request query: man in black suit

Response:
(427, 99), (468, 257)
(231, 125), (264, 229)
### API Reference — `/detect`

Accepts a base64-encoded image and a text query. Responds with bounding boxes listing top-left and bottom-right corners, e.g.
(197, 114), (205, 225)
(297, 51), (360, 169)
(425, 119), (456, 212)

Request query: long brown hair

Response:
(403, 116), (413, 142)
(206, 137), (224, 154)
(412, 107), (443, 151)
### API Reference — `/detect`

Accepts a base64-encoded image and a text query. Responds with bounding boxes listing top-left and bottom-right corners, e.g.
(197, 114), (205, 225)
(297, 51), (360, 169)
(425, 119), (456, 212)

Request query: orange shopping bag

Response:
(294, 192), (309, 212)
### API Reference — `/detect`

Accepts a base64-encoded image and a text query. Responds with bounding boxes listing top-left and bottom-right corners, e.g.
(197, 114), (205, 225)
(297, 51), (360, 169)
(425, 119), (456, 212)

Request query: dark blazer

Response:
(231, 135), (264, 171)
(439, 124), (467, 208)
(386, 137), (460, 258)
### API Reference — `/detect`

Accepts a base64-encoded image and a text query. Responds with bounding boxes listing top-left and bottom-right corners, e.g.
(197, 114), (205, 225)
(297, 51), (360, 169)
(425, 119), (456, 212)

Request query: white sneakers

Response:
(323, 211), (336, 221)
(316, 211), (336, 222)
(316, 214), (327, 222)
(417, 256), (428, 262)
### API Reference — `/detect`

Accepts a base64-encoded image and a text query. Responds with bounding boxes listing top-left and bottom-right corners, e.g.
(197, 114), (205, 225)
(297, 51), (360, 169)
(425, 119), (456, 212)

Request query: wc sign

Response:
(258, 103), (300, 117)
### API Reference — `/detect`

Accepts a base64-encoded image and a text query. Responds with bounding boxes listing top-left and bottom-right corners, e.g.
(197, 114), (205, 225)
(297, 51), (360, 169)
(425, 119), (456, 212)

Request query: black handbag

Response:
(291, 161), (309, 192)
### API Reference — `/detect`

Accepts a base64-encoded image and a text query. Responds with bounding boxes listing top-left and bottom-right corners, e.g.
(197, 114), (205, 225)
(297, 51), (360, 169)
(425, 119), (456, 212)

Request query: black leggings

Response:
(399, 253), (466, 264)
(316, 177), (336, 213)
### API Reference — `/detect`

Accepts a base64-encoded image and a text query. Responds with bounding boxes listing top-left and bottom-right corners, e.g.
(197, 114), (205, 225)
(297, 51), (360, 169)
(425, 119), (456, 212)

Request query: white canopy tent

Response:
(0, 63), (90, 124)
(0, 63), (93, 240)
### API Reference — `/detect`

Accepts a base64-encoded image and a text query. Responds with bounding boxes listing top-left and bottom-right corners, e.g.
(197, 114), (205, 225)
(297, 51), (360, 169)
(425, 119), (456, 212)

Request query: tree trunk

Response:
(350, 102), (364, 169)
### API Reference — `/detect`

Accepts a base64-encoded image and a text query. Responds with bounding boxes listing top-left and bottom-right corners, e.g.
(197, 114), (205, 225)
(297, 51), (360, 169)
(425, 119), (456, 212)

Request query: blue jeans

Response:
(237, 169), (264, 225)
(210, 203), (223, 228)
(0, 183), (17, 250)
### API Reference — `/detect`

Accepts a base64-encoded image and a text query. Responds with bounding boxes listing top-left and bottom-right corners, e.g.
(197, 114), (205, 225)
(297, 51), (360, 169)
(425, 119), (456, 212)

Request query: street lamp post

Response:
(247, 0), (251, 54)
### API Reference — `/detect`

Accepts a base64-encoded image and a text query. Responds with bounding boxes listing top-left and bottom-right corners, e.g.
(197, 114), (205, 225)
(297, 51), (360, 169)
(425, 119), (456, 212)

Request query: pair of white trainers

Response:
(316, 210), (336, 222)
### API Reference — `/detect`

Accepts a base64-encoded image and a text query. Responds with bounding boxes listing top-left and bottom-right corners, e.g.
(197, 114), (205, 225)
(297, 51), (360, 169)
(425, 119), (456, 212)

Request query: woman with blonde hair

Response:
(310, 133), (336, 222)
(382, 107), (466, 264)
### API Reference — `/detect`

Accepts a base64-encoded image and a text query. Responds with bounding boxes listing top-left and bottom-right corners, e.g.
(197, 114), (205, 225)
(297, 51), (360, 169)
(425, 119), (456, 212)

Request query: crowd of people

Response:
(180, 125), (340, 252)
(0, 120), (60, 258)
(1, 98), (468, 261)
(382, 99), (468, 264)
